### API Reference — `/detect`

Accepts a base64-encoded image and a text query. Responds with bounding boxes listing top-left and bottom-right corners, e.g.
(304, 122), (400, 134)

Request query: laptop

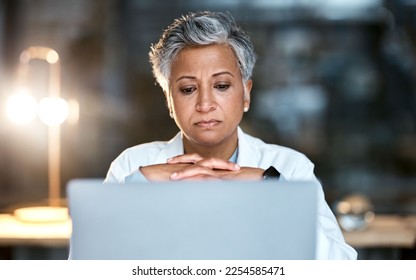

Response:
(67, 179), (318, 260)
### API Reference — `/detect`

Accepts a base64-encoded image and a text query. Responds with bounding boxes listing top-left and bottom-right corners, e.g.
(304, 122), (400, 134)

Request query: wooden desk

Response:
(342, 215), (416, 249)
(1, 212), (415, 250)
(0, 214), (71, 247)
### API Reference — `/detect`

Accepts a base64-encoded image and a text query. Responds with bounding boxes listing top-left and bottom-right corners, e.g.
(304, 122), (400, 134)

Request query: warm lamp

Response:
(5, 46), (77, 223)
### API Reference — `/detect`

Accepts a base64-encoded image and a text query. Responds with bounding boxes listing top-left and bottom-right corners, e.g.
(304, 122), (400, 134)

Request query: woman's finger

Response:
(196, 157), (240, 171)
(170, 160), (239, 180)
(168, 154), (240, 171)
(167, 153), (204, 164)
(170, 165), (214, 180)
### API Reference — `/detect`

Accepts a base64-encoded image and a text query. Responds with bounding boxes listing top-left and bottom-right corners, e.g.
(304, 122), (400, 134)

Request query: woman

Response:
(105, 11), (357, 259)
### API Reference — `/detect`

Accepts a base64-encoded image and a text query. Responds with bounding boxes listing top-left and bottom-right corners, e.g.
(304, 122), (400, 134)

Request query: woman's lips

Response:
(194, 119), (221, 128)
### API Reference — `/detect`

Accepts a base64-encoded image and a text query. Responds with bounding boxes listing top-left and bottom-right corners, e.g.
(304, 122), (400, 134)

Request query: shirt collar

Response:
(228, 147), (238, 163)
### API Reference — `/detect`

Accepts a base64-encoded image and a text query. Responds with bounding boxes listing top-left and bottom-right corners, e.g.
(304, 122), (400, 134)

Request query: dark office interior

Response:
(0, 0), (415, 260)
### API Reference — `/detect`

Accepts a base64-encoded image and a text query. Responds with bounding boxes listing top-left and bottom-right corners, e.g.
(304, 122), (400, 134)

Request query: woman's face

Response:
(167, 44), (252, 151)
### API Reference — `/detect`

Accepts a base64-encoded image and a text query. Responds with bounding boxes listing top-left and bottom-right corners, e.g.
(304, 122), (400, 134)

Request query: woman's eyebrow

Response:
(176, 76), (196, 82)
(175, 71), (235, 82)
(213, 71), (234, 78)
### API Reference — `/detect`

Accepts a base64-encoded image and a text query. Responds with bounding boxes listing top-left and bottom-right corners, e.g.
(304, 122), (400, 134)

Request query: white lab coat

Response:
(105, 127), (357, 260)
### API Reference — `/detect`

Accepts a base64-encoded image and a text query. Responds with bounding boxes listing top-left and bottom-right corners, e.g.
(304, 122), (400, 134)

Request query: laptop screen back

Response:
(67, 179), (318, 260)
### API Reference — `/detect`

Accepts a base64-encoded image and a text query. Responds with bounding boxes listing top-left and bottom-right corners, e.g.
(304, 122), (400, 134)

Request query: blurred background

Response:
(0, 0), (415, 259)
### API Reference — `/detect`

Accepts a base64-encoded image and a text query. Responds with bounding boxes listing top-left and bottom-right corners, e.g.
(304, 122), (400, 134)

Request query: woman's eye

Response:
(180, 87), (196, 95)
(214, 84), (230, 91)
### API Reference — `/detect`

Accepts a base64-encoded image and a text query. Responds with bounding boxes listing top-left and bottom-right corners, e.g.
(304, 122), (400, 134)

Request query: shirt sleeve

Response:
(315, 186), (358, 259)
(290, 156), (358, 259)
(104, 167), (149, 183)
(122, 170), (149, 183)
(103, 150), (150, 183)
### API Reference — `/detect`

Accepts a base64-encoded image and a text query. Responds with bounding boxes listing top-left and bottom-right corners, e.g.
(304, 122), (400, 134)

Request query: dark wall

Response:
(0, 0), (415, 213)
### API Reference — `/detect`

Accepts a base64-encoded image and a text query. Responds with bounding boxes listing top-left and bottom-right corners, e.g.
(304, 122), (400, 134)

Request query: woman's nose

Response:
(195, 87), (216, 112)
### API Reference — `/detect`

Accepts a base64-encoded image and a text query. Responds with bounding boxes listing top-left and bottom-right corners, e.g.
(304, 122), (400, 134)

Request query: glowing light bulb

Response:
(38, 97), (69, 126)
(46, 50), (59, 64)
(6, 90), (38, 125)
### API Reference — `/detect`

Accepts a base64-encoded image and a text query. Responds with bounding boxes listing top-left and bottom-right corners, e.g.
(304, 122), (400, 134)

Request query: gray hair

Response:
(149, 11), (256, 92)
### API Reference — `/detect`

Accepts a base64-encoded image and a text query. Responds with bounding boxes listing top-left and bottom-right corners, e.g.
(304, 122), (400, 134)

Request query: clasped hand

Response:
(139, 153), (263, 181)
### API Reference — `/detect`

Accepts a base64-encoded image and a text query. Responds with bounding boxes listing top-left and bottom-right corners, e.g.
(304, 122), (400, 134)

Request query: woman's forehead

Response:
(171, 44), (241, 77)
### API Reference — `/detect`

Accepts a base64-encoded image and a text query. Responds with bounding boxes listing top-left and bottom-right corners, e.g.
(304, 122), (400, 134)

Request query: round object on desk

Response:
(334, 194), (375, 232)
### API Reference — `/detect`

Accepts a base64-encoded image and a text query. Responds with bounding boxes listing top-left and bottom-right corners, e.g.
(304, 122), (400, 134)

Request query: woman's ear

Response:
(243, 79), (253, 111)
(164, 90), (174, 118)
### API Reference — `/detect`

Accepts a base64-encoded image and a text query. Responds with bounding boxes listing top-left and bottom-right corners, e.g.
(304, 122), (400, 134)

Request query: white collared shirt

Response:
(105, 127), (357, 260)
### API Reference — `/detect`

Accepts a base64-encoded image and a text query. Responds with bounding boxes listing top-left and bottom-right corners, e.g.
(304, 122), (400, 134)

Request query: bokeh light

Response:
(46, 50), (59, 64)
(38, 97), (69, 126)
(6, 90), (38, 125)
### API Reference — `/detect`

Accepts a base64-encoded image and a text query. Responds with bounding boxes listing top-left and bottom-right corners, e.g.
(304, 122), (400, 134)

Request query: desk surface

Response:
(0, 214), (71, 247)
(342, 215), (416, 249)
(1, 213), (415, 249)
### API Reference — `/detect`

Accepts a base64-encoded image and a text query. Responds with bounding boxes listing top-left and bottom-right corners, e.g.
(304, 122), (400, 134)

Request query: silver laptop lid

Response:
(67, 179), (318, 260)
